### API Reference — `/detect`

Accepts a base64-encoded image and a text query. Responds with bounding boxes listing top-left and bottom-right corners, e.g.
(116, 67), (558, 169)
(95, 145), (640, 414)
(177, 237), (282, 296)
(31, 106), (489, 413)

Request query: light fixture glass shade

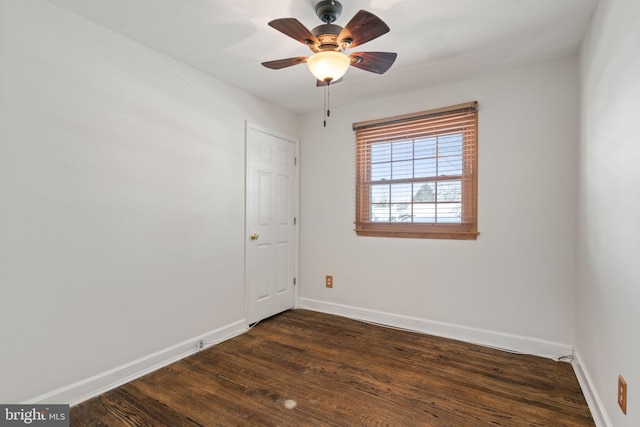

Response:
(306, 51), (350, 83)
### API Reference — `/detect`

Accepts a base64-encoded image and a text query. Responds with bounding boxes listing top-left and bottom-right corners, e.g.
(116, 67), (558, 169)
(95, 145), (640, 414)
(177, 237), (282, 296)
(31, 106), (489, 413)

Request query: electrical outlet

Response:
(326, 275), (333, 288)
(198, 340), (205, 350)
(618, 375), (627, 414)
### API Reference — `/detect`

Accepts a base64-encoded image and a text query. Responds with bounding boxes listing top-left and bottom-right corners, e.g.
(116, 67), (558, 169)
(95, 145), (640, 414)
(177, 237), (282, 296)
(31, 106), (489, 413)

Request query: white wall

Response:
(299, 58), (579, 352)
(1, 0), (610, 411)
(578, 0), (640, 425)
(0, 0), (298, 403)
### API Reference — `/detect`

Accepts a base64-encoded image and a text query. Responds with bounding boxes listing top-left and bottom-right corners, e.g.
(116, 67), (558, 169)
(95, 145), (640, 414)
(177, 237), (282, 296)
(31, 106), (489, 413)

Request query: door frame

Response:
(244, 121), (299, 325)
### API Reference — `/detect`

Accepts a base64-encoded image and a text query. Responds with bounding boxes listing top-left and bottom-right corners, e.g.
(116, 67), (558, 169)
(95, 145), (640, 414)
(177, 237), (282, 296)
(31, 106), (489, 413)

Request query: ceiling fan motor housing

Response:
(312, 24), (344, 50)
(315, 0), (343, 23)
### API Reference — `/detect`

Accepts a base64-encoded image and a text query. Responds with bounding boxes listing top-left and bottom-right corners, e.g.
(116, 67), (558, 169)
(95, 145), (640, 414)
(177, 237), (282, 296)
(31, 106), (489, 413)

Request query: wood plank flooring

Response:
(71, 309), (594, 426)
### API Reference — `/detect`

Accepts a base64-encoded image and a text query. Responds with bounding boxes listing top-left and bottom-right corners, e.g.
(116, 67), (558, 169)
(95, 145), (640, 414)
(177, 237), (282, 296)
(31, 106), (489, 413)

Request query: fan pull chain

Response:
(327, 83), (331, 118)
(323, 84), (327, 127)
(323, 82), (332, 127)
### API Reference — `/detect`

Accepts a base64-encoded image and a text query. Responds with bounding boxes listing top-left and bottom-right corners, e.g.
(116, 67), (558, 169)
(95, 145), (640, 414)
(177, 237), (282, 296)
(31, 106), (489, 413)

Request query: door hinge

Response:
(293, 277), (297, 286)
(293, 217), (297, 225)
(294, 157), (297, 166)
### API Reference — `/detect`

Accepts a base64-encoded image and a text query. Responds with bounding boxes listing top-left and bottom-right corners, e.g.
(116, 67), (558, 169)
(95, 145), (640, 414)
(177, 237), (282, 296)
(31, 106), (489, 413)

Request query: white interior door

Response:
(245, 123), (297, 325)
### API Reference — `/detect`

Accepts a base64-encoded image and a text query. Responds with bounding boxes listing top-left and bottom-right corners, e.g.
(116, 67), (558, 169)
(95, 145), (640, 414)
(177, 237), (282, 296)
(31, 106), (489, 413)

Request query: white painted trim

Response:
(299, 298), (573, 360)
(24, 320), (247, 406)
(572, 350), (611, 427)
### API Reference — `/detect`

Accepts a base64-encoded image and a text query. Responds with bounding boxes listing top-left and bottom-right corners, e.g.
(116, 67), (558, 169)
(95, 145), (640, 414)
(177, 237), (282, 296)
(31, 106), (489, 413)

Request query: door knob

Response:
(250, 233), (260, 240)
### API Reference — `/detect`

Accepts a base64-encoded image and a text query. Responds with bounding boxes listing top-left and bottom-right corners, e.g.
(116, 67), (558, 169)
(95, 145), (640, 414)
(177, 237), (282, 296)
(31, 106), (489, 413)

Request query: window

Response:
(354, 102), (478, 240)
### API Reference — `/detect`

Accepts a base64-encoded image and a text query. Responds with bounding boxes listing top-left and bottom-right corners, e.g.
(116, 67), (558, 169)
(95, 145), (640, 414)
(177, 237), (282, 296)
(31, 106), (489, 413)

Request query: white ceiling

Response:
(48, 0), (597, 114)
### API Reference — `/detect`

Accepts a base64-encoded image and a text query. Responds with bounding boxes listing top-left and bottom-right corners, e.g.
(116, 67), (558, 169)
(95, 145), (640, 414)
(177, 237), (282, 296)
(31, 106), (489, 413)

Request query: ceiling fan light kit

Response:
(307, 51), (350, 82)
(262, 0), (397, 125)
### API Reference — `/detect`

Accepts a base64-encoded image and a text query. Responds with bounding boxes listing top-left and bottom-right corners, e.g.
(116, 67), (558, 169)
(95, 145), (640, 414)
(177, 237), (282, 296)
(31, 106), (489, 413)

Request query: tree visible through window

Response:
(354, 102), (478, 239)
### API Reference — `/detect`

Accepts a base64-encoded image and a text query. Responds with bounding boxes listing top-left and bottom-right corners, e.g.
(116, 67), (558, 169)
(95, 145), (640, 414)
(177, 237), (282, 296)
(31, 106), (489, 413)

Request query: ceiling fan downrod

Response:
(315, 0), (343, 24)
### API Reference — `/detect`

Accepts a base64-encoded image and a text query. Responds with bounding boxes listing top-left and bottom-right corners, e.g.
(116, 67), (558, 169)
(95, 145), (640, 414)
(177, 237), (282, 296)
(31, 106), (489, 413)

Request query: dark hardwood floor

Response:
(71, 309), (594, 426)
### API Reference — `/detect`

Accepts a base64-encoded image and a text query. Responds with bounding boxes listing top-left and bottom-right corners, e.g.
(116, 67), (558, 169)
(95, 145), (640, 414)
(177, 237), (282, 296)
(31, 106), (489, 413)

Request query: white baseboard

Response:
(298, 298), (573, 361)
(24, 302), (604, 425)
(572, 350), (611, 427)
(24, 320), (248, 406)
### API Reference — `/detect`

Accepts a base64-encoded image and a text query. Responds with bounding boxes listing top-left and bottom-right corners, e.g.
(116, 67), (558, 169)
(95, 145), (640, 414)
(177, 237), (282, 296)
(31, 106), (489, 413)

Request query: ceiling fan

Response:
(261, 0), (397, 87)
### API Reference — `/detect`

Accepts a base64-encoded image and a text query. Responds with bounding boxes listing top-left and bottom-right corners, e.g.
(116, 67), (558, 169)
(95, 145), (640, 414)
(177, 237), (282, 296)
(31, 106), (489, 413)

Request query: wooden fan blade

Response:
(349, 52), (397, 74)
(316, 77), (343, 87)
(262, 57), (308, 70)
(268, 18), (319, 47)
(338, 10), (390, 48)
